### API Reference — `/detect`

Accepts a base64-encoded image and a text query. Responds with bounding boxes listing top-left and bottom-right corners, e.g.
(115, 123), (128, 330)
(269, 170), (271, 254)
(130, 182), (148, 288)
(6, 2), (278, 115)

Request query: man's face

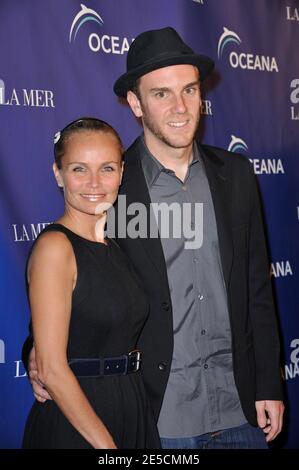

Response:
(128, 64), (202, 151)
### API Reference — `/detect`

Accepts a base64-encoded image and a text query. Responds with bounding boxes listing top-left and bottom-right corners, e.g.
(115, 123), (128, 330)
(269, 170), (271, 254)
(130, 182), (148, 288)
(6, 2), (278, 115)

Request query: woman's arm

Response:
(28, 232), (116, 449)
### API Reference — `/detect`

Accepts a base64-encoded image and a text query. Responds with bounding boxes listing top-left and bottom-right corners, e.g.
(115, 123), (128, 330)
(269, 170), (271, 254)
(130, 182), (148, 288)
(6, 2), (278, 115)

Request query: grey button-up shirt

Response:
(139, 137), (246, 438)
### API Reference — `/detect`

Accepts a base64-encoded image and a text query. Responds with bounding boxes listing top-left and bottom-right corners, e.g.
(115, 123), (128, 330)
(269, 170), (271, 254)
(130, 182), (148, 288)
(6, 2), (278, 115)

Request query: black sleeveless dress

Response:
(22, 224), (160, 449)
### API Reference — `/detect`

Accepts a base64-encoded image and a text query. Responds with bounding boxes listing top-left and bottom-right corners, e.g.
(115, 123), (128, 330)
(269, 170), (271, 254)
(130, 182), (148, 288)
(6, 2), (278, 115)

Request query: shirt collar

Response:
(139, 135), (201, 188)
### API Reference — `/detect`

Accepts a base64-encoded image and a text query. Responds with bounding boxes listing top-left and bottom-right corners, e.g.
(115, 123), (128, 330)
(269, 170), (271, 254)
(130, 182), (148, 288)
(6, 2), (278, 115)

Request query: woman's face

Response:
(53, 130), (123, 217)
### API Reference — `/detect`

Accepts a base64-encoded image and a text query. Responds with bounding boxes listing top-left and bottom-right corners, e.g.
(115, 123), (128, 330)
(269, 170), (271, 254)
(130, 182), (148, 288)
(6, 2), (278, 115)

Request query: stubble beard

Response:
(141, 104), (200, 150)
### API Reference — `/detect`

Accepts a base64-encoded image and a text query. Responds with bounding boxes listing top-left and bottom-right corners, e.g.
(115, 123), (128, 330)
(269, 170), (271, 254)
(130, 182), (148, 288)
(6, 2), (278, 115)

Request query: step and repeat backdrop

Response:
(0, 0), (298, 448)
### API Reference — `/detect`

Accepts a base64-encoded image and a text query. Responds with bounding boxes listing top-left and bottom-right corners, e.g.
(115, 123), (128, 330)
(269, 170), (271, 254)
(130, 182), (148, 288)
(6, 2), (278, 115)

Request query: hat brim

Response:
(113, 53), (214, 98)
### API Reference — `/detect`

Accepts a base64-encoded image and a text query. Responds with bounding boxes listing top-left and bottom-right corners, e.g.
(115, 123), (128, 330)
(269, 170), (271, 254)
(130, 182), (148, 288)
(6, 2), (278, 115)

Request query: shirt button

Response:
(193, 257), (198, 263)
(158, 362), (167, 371)
(161, 302), (170, 311)
(201, 329), (206, 335)
(204, 363), (209, 369)
(198, 294), (204, 301)
(181, 185), (187, 191)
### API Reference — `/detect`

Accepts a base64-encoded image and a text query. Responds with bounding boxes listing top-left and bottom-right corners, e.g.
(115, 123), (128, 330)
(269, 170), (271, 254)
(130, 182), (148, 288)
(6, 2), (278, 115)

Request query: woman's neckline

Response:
(52, 223), (109, 247)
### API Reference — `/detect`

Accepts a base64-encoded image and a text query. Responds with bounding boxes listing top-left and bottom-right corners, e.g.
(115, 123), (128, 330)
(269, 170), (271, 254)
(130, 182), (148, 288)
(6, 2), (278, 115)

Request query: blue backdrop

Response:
(0, 0), (298, 448)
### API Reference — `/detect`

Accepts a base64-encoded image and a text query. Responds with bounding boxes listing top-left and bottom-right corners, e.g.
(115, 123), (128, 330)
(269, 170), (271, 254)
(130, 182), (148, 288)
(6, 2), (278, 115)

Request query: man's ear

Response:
(52, 162), (64, 188)
(127, 90), (143, 118)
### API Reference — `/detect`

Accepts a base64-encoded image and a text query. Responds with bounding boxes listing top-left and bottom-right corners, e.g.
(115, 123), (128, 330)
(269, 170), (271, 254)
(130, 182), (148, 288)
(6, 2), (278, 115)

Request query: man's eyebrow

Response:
(149, 81), (200, 93)
(183, 81), (200, 88)
(149, 87), (171, 92)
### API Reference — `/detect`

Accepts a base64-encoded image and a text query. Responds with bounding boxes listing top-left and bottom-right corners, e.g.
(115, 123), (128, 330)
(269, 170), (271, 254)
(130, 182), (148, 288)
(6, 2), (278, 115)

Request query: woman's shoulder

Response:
(29, 229), (74, 266)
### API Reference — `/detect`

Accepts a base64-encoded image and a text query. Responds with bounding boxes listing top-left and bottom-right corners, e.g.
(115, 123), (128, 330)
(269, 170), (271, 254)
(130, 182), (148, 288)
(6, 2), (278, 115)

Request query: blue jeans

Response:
(160, 423), (268, 449)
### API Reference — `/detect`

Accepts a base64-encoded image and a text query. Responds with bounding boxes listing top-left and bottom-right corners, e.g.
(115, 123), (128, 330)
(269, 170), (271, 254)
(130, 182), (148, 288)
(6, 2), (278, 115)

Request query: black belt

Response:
(68, 350), (141, 377)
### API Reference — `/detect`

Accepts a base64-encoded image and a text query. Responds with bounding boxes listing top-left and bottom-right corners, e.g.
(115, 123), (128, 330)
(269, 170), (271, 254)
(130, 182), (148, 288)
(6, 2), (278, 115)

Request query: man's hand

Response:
(255, 400), (284, 442)
(28, 346), (52, 402)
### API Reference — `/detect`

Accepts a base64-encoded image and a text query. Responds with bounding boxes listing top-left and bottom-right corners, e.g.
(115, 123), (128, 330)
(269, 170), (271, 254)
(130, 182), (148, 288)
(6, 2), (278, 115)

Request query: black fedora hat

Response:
(113, 27), (214, 98)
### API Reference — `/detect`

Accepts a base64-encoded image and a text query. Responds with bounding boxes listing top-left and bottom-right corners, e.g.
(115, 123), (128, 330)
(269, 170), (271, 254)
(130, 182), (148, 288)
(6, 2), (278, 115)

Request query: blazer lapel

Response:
(118, 139), (170, 288)
(118, 138), (233, 292)
(200, 144), (233, 290)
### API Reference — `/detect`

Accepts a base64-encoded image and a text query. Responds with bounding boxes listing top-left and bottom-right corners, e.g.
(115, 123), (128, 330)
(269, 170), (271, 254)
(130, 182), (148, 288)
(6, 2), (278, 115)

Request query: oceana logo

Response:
(228, 135), (248, 153)
(217, 27), (278, 73)
(69, 4), (104, 43)
(228, 135), (285, 175)
(69, 4), (133, 55)
(217, 27), (242, 59)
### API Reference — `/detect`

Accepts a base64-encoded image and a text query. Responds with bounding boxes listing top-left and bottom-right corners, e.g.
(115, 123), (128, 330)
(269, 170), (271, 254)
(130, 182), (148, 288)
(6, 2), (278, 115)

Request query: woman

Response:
(22, 118), (160, 449)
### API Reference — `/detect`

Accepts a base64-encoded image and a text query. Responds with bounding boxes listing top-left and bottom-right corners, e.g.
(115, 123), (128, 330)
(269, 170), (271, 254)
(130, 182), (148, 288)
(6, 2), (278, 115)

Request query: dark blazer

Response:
(115, 137), (283, 425)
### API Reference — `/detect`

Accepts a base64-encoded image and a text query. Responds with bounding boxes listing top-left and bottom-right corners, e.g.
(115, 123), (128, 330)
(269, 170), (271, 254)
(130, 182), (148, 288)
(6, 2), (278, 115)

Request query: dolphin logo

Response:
(217, 27), (241, 59)
(69, 4), (104, 43)
(228, 135), (248, 153)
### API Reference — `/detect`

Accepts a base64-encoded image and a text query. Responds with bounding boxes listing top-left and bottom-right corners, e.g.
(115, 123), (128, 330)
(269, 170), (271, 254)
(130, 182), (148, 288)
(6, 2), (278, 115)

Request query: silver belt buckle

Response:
(129, 349), (141, 372)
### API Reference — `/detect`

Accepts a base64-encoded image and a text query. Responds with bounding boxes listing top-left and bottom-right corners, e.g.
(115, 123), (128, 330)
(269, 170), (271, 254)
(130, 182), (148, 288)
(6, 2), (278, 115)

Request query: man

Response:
(26, 27), (284, 449)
